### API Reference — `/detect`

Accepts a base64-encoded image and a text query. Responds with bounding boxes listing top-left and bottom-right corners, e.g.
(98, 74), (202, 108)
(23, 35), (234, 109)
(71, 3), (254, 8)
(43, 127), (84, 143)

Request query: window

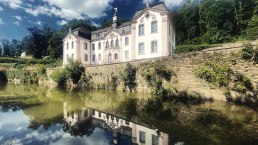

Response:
(138, 43), (144, 55)
(84, 54), (88, 61)
(98, 42), (101, 50)
(98, 54), (101, 61)
(106, 41), (109, 48)
(111, 40), (114, 47)
(71, 53), (74, 59)
(139, 131), (146, 143)
(115, 39), (119, 47)
(66, 42), (69, 50)
(125, 37), (129, 46)
(92, 43), (95, 50)
(66, 54), (69, 61)
(84, 43), (88, 50)
(114, 53), (118, 59)
(125, 50), (129, 60)
(152, 135), (159, 145)
(151, 21), (157, 33)
(108, 53), (112, 63)
(92, 110), (95, 116)
(139, 24), (144, 36)
(151, 41), (157, 53)
(92, 54), (95, 61)
(72, 41), (74, 49)
(98, 112), (101, 117)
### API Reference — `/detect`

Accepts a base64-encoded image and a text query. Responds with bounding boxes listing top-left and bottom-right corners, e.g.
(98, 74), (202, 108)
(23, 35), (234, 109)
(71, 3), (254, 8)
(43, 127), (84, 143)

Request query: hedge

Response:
(175, 44), (220, 53)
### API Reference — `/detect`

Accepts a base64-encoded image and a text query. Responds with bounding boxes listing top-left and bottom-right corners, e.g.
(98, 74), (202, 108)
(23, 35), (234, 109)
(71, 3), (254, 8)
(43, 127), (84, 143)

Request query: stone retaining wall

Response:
(85, 41), (258, 101)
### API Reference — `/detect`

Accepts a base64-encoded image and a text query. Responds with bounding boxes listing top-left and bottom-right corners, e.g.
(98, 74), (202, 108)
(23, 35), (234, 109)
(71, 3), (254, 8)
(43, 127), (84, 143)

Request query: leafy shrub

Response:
(78, 74), (93, 90)
(195, 62), (231, 87)
(0, 57), (57, 65)
(51, 69), (67, 87)
(66, 59), (85, 84)
(121, 63), (137, 92)
(143, 61), (174, 97)
(175, 44), (220, 53)
(242, 42), (254, 60)
(110, 74), (118, 90)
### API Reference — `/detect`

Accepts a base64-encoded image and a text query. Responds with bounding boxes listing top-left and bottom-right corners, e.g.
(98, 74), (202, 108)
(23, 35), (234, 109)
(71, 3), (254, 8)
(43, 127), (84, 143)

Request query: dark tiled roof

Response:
(91, 27), (111, 34)
(72, 27), (91, 40)
(118, 21), (131, 28)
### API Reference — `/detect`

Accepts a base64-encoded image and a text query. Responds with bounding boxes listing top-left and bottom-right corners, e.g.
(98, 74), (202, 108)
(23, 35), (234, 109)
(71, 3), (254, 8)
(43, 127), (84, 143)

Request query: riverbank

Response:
(1, 40), (257, 105)
(0, 83), (257, 145)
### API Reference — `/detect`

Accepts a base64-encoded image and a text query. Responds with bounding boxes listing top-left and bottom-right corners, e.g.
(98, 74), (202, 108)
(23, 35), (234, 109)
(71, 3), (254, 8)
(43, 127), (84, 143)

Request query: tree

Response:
(246, 1), (258, 40)
(48, 31), (64, 59)
(0, 39), (10, 56)
(246, 15), (258, 40)
(9, 39), (23, 57)
(21, 36), (34, 55)
(27, 25), (54, 58)
(121, 63), (137, 92)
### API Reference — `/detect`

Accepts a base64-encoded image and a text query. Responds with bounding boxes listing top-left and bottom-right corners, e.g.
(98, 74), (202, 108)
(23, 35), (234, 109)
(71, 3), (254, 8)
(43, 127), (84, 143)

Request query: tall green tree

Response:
(48, 31), (64, 59)
(27, 25), (54, 58)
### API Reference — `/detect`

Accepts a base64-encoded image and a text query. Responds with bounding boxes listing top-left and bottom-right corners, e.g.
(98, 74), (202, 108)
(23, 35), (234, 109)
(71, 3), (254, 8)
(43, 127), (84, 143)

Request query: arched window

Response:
(108, 53), (112, 63)
(111, 40), (114, 48)
(115, 39), (119, 47)
(106, 41), (109, 48)
(114, 53), (118, 59)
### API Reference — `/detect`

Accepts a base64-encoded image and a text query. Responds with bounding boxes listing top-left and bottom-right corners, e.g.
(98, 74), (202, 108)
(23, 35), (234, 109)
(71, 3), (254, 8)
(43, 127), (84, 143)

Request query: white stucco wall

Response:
(134, 10), (163, 60)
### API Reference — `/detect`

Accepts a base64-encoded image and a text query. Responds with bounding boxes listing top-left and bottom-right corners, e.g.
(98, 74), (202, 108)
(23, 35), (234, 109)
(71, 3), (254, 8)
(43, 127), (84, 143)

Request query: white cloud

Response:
(40, 0), (114, 19)
(57, 20), (67, 25)
(13, 15), (23, 21)
(13, 21), (20, 26)
(0, 0), (23, 9)
(0, 6), (3, 11)
(0, 18), (4, 24)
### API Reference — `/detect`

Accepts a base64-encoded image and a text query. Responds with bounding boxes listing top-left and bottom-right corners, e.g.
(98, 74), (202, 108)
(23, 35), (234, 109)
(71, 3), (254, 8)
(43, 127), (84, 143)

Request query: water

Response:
(0, 84), (257, 145)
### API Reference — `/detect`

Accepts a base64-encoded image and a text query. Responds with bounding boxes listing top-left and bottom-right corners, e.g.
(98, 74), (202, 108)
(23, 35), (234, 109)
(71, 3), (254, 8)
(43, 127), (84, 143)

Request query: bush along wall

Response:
(195, 61), (257, 107)
(51, 59), (93, 90)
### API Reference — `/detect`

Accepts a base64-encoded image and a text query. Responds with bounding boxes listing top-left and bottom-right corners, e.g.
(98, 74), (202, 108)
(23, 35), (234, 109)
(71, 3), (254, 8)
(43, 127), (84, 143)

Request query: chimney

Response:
(112, 8), (118, 28)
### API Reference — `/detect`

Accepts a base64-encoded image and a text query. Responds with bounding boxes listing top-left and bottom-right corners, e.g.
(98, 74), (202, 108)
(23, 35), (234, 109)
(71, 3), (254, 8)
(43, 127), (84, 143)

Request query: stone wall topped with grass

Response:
(85, 40), (258, 101)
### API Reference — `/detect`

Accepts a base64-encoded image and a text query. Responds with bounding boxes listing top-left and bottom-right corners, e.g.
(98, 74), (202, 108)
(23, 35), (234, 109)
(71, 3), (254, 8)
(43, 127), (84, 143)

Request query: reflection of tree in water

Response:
(62, 120), (96, 137)
(0, 101), (41, 112)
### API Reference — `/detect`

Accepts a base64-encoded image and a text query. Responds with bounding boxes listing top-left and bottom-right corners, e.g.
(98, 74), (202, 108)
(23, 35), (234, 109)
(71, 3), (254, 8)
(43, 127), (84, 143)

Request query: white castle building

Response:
(63, 2), (175, 66)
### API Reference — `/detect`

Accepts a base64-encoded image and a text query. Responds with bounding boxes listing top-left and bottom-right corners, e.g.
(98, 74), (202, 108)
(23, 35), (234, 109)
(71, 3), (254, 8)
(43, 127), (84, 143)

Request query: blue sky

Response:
(0, 0), (182, 40)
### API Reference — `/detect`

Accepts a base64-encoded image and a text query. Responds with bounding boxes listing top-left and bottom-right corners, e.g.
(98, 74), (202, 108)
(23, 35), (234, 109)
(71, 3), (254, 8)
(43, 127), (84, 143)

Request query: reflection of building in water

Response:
(63, 103), (169, 145)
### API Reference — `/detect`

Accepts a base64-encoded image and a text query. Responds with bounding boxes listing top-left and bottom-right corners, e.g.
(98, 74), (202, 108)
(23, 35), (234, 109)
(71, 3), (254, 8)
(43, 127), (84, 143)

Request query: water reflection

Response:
(63, 102), (169, 145)
(0, 84), (257, 145)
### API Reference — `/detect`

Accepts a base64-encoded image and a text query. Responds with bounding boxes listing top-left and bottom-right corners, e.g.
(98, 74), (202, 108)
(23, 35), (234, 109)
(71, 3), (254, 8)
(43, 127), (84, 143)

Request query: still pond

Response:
(0, 84), (257, 145)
